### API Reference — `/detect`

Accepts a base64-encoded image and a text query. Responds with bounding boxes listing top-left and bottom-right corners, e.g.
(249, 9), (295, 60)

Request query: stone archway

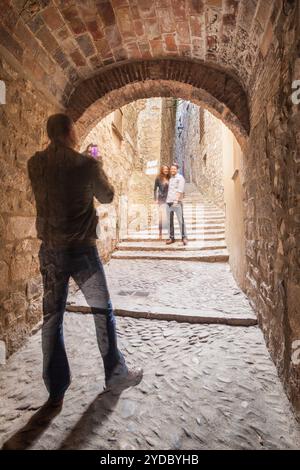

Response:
(67, 59), (250, 150)
(0, 0), (299, 423)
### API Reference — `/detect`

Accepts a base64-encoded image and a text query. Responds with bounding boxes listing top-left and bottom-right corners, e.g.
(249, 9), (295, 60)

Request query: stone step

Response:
(161, 218), (225, 224)
(117, 241), (227, 251)
(66, 304), (257, 327)
(122, 235), (226, 242)
(136, 224), (225, 231)
(111, 249), (229, 262)
(126, 229), (225, 237)
(182, 216), (225, 221)
(181, 207), (224, 212)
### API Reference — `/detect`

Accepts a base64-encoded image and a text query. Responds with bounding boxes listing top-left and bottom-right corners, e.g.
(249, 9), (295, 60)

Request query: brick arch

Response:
(67, 59), (250, 149)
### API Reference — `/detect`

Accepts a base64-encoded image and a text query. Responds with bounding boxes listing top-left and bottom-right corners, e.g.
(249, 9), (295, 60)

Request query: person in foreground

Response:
(27, 113), (143, 408)
(166, 163), (188, 246)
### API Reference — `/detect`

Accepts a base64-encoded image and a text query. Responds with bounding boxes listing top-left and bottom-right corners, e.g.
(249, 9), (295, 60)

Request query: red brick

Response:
(113, 46), (127, 61)
(127, 42), (142, 59)
(42, 6), (64, 31)
(178, 44), (191, 56)
(150, 39), (164, 56)
(137, 0), (156, 19)
(172, 0), (186, 19)
(36, 25), (59, 53)
(157, 8), (175, 33)
(105, 25), (122, 49)
(70, 50), (87, 67)
(188, 0), (204, 14)
(206, 0), (222, 7)
(96, 37), (112, 58)
(89, 55), (103, 68)
(27, 14), (45, 34)
(87, 20), (104, 41)
(138, 41), (152, 58)
(15, 20), (39, 51)
(111, 0), (129, 7)
(53, 48), (70, 70)
(1, 2), (20, 29)
(77, 3), (97, 22)
(70, 17), (87, 35)
(155, 0), (171, 7)
(61, 5), (77, 22)
(130, 5), (141, 20)
(0, 26), (23, 60)
(134, 19), (145, 37)
(164, 34), (177, 52)
(116, 7), (135, 39)
(176, 21), (191, 44)
(55, 26), (70, 41)
(144, 18), (161, 41)
(97, 2), (116, 27)
(190, 16), (202, 37)
(76, 33), (96, 57)
(62, 6), (87, 35)
(207, 35), (218, 51)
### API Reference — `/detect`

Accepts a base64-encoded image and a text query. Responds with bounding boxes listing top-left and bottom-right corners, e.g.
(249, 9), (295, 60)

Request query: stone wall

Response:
(80, 100), (146, 259)
(194, 109), (224, 209)
(127, 98), (163, 233)
(160, 97), (177, 167)
(0, 0), (299, 419)
(243, 5), (300, 417)
(80, 98), (163, 241)
(174, 100), (224, 208)
(174, 99), (197, 182)
(222, 124), (247, 291)
(0, 56), (60, 356)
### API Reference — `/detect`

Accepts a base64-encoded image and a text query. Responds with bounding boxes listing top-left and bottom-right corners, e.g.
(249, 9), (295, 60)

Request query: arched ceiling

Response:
(67, 59), (250, 148)
(0, 0), (277, 105)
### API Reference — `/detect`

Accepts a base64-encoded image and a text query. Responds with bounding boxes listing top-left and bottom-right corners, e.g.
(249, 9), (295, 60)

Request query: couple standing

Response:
(154, 163), (188, 246)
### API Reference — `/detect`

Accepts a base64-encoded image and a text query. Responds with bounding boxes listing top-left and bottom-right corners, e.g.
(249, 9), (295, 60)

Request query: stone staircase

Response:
(112, 184), (228, 262)
(68, 184), (257, 327)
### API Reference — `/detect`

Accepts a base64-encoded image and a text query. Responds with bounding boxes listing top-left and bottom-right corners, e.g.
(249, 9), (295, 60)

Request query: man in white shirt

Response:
(166, 163), (188, 246)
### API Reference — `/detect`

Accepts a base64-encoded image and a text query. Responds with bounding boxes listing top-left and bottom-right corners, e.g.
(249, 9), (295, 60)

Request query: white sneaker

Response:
(104, 364), (143, 392)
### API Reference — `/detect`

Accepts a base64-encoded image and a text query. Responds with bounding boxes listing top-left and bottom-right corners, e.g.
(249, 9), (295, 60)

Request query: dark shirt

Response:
(27, 143), (114, 247)
(154, 176), (169, 203)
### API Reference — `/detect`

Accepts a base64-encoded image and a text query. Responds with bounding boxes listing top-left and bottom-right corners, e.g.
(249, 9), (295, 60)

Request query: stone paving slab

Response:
(1, 316), (299, 450)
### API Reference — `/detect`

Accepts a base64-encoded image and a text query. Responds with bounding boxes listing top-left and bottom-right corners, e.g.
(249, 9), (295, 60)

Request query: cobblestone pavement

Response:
(70, 259), (255, 320)
(1, 315), (300, 450)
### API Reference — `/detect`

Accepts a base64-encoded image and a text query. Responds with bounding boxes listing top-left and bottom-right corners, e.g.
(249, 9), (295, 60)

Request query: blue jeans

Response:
(167, 202), (187, 240)
(38, 243), (126, 399)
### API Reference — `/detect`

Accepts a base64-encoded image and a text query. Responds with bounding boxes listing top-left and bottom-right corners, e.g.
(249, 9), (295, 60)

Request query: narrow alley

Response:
(1, 184), (300, 450)
(0, 0), (299, 455)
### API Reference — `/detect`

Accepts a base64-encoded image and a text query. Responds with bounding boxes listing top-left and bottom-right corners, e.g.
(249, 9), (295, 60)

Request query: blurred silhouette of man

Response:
(28, 114), (143, 407)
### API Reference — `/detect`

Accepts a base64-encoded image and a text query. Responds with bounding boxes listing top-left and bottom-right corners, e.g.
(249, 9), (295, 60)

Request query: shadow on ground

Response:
(2, 389), (123, 450)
